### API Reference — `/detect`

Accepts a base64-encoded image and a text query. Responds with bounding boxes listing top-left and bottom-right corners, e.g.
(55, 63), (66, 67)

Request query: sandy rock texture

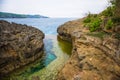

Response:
(57, 18), (120, 80)
(0, 20), (44, 77)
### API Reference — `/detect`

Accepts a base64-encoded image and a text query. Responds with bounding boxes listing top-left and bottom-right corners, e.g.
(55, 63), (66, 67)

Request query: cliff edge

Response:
(57, 18), (120, 80)
(0, 20), (44, 77)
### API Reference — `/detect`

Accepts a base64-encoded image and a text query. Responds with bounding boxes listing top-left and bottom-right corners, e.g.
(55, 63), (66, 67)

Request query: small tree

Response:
(114, 0), (120, 18)
(111, 0), (120, 23)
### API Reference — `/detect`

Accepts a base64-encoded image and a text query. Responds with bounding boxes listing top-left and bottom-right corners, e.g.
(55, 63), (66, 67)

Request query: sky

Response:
(0, 0), (109, 18)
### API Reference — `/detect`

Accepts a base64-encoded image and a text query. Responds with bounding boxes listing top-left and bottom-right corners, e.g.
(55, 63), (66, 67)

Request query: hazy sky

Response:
(0, 0), (109, 18)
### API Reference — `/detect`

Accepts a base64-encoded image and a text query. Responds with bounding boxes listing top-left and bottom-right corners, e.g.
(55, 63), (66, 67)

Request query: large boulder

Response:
(0, 20), (44, 77)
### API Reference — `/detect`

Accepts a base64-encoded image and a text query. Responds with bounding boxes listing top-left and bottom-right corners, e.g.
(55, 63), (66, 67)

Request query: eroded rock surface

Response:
(57, 18), (120, 80)
(0, 20), (44, 77)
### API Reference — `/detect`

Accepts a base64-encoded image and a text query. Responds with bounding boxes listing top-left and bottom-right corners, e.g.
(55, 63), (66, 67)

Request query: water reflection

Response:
(7, 35), (72, 80)
(57, 36), (72, 55)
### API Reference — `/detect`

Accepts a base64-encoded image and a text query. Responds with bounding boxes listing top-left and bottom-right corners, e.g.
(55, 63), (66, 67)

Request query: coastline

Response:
(57, 18), (120, 80)
(0, 20), (45, 78)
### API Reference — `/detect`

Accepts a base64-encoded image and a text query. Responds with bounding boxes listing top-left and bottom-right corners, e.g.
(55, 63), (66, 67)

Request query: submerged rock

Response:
(0, 20), (44, 77)
(57, 18), (120, 80)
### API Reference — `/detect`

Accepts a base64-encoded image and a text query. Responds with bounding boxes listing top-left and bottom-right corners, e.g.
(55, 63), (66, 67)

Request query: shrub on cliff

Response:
(89, 18), (102, 32)
(83, 14), (102, 32)
(101, 6), (114, 17)
(110, 0), (120, 23)
(83, 17), (91, 23)
(113, 0), (120, 19)
(115, 33), (120, 40)
(105, 19), (114, 30)
(83, 0), (120, 32)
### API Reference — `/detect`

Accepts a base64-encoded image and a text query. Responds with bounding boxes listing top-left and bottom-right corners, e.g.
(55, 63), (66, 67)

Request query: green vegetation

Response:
(110, 0), (120, 23)
(87, 32), (107, 39)
(83, 14), (91, 23)
(83, 14), (102, 32)
(112, 17), (120, 23)
(83, 17), (91, 23)
(115, 33), (120, 40)
(101, 6), (114, 17)
(83, 0), (120, 32)
(113, 0), (120, 18)
(83, 0), (120, 33)
(0, 12), (48, 18)
(89, 18), (102, 32)
(105, 19), (114, 30)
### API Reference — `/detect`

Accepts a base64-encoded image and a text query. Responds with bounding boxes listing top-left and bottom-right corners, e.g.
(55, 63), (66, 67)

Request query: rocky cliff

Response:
(57, 18), (120, 80)
(0, 20), (44, 77)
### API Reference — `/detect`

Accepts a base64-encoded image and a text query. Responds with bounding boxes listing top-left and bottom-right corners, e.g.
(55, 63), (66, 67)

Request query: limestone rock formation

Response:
(0, 20), (44, 77)
(57, 18), (120, 80)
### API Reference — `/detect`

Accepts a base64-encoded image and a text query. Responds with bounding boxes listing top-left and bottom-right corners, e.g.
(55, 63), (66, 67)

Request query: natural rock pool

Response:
(5, 35), (72, 80)
(0, 18), (75, 80)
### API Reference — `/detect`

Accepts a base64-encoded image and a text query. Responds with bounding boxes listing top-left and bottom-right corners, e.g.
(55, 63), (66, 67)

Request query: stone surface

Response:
(115, 25), (120, 33)
(57, 18), (120, 80)
(0, 20), (44, 77)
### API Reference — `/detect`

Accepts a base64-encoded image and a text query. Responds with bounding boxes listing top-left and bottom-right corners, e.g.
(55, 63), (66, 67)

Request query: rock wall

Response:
(0, 20), (44, 77)
(57, 18), (120, 80)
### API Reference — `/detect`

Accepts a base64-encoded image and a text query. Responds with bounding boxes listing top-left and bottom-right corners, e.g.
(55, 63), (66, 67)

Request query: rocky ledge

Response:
(0, 20), (44, 77)
(57, 18), (120, 80)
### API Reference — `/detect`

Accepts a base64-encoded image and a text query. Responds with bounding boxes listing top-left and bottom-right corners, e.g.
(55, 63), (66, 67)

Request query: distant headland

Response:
(0, 12), (49, 18)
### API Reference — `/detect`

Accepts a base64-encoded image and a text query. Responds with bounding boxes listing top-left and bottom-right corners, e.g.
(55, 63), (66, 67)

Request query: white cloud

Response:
(0, 0), (109, 17)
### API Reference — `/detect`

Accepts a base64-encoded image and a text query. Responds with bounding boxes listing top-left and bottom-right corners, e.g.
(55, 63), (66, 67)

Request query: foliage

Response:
(89, 18), (102, 32)
(101, 6), (114, 17)
(83, 17), (91, 23)
(0, 12), (48, 18)
(110, 0), (116, 5)
(112, 17), (120, 23)
(83, 0), (120, 32)
(105, 19), (113, 30)
(83, 14), (102, 32)
(87, 32), (107, 39)
(110, 0), (120, 20)
(115, 33), (120, 40)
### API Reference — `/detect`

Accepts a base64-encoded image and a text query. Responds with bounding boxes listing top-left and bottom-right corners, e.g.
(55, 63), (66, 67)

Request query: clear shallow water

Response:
(0, 18), (75, 80)
(6, 35), (72, 80)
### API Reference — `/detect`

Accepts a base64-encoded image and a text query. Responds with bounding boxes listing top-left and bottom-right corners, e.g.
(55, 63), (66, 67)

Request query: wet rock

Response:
(0, 20), (44, 77)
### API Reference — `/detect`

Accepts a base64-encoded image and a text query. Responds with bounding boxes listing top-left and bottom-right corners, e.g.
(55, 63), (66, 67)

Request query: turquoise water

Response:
(0, 18), (74, 80)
